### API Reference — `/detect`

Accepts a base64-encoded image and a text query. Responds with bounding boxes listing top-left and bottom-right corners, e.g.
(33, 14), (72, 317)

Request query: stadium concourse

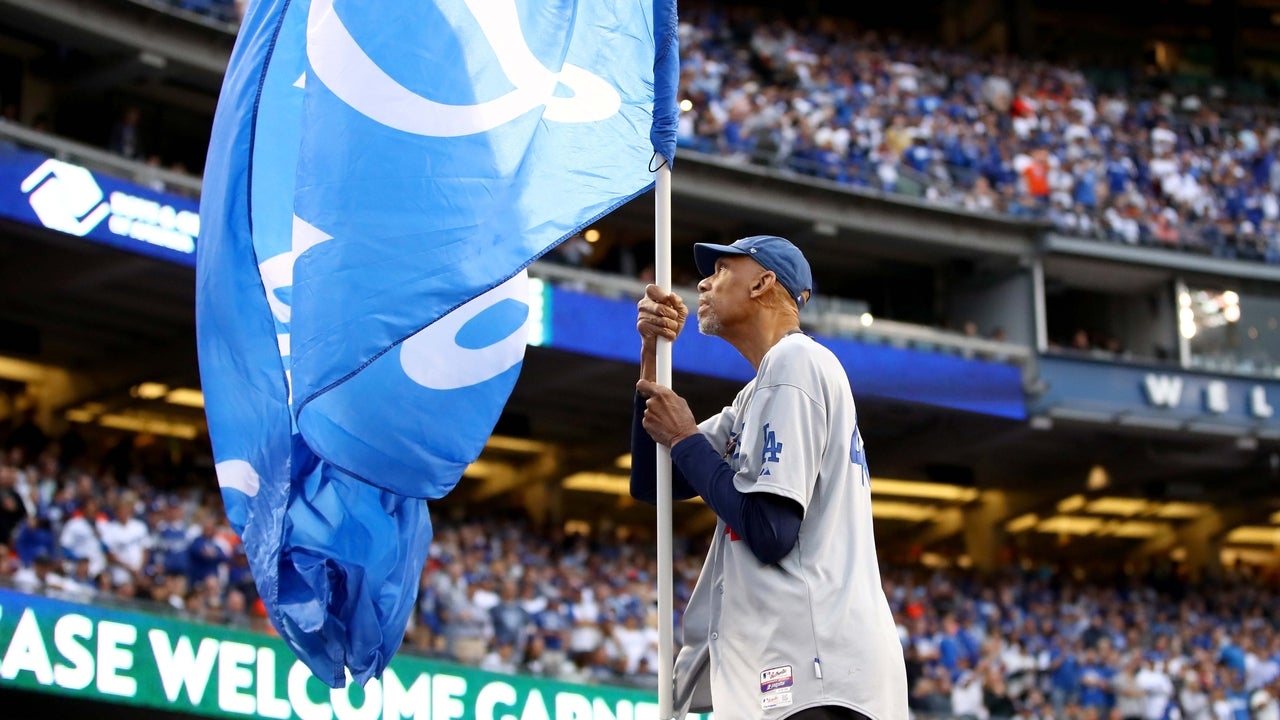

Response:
(1, 0), (1280, 719)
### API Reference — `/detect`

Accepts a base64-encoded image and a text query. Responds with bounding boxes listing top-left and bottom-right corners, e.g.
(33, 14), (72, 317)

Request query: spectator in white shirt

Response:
(951, 656), (988, 720)
(1209, 685), (1234, 720)
(611, 612), (658, 675)
(479, 641), (519, 675)
(1179, 673), (1213, 720)
(12, 551), (59, 592)
(1151, 120), (1178, 152)
(1253, 680), (1280, 720)
(1114, 654), (1147, 720)
(58, 497), (107, 580)
(99, 497), (151, 588)
(1135, 657), (1174, 720)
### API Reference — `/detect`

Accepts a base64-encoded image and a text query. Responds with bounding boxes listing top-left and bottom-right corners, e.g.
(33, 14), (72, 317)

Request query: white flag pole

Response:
(654, 162), (675, 720)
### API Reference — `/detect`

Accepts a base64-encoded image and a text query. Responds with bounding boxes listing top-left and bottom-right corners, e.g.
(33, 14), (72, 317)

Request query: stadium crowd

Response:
(673, 8), (1280, 262)
(6, 5), (1280, 263)
(1, 433), (1279, 719)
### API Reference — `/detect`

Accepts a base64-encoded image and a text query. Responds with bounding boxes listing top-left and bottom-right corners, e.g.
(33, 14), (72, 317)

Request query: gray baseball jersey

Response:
(672, 333), (908, 720)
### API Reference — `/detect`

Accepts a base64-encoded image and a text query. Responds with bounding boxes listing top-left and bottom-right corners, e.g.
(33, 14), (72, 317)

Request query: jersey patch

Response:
(760, 665), (794, 692)
(760, 665), (794, 710)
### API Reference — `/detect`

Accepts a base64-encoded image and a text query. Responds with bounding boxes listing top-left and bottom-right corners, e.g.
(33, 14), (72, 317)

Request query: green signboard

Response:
(0, 589), (702, 719)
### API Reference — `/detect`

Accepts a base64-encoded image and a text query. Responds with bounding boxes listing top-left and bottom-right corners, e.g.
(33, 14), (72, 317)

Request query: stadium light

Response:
(98, 413), (198, 440)
(462, 459), (505, 480)
(1101, 520), (1164, 539)
(64, 408), (97, 424)
(165, 388), (205, 408)
(1036, 515), (1102, 535)
(1057, 494), (1086, 513)
(0, 355), (51, 382)
(1085, 497), (1149, 516)
(870, 478), (978, 503)
(1225, 526), (1280, 546)
(130, 382), (169, 400)
(1221, 547), (1280, 567)
(1085, 465), (1110, 491)
(1154, 502), (1209, 520)
(869, 501), (936, 522)
(1005, 513), (1039, 533)
(485, 435), (550, 454)
(563, 472), (631, 495)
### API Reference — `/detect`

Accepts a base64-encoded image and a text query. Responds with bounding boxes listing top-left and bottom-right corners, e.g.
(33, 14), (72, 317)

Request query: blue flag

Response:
(197, 0), (678, 687)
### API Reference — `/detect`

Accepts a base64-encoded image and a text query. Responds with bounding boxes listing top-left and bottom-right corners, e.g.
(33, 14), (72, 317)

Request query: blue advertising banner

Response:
(543, 286), (1028, 420)
(1036, 355), (1280, 431)
(0, 146), (198, 266)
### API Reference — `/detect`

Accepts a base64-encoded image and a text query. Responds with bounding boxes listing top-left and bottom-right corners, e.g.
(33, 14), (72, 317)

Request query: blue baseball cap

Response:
(694, 235), (814, 308)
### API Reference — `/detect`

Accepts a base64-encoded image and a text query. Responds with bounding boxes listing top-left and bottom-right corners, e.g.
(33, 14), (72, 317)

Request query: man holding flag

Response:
(197, 0), (676, 688)
(631, 236), (909, 720)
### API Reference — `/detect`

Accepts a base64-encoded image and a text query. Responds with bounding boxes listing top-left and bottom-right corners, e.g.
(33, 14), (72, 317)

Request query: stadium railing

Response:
(122, 0), (239, 30)
(0, 120), (203, 197)
(530, 261), (1032, 369)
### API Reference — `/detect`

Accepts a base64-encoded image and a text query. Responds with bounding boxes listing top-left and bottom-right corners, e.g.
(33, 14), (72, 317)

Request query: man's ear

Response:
(751, 270), (776, 298)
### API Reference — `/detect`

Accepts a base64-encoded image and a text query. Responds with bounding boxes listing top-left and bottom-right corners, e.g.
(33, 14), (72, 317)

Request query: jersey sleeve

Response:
(697, 403), (738, 457)
(732, 348), (826, 513)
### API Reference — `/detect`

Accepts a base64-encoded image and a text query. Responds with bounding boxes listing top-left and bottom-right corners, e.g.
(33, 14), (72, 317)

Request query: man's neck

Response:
(723, 314), (801, 370)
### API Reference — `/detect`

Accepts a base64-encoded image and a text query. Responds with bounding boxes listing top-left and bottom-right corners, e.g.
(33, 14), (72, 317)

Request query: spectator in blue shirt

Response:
(152, 500), (192, 577)
(1079, 648), (1115, 712)
(489, 580), (534, 660)
(186, 511), (228, 585)
(1049, 639), (1083, 713)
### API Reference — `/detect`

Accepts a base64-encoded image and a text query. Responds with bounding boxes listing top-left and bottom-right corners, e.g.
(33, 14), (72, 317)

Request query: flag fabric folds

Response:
(197, 0), (678, 687)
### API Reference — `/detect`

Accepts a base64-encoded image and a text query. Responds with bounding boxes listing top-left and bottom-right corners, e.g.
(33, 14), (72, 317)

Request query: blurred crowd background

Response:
(1, 433), (1277, 720)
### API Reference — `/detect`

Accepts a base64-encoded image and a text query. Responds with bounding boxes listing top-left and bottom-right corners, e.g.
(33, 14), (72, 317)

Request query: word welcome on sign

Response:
(0, 589), (706, 720)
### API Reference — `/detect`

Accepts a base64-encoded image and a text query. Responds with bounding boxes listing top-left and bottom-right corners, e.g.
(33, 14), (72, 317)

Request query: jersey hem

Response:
(779, 700), (887, 720)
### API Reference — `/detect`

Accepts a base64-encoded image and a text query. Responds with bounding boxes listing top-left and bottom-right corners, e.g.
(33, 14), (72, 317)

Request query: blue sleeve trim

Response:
(671, 434), (802, 564)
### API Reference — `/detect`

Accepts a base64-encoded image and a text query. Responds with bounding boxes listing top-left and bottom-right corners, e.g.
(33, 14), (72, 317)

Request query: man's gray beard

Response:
(697, 312), (721, 336)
